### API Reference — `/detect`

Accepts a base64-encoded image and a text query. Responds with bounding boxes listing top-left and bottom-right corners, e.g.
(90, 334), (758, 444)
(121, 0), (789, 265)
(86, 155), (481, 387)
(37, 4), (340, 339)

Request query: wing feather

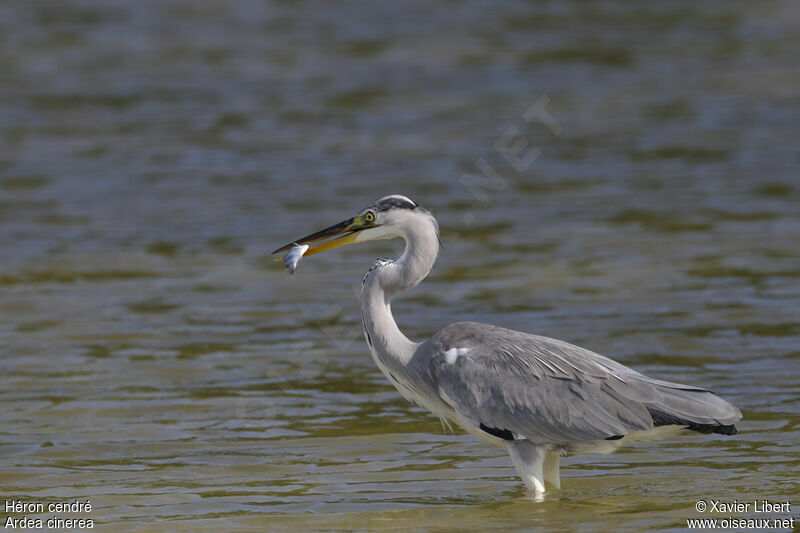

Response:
(425, 322), (741, 445)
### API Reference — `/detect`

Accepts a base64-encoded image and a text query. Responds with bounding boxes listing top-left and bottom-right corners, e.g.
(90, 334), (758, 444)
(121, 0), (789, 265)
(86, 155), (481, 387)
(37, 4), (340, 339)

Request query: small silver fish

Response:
(283, 243), (309, 274)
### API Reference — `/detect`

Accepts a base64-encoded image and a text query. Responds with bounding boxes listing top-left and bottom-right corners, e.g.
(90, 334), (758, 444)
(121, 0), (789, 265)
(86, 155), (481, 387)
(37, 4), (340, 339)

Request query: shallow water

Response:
(1, 0), (799, 531)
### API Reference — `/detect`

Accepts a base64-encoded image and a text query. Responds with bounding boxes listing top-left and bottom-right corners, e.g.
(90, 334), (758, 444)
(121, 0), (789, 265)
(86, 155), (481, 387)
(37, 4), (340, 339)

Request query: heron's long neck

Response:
(360, 218), (438, 368)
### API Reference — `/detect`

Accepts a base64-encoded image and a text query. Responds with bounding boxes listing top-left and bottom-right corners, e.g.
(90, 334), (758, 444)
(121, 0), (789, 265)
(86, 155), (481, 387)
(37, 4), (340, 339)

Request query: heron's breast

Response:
(363, 336), (454, 421)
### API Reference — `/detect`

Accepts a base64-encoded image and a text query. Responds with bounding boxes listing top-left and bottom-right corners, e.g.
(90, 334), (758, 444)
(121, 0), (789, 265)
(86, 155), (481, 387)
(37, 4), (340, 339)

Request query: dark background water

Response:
(1, 1), (798, 530)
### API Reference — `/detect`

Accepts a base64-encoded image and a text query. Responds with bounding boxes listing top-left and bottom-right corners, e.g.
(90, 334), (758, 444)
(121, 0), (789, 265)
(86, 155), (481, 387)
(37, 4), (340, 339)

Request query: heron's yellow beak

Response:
(272, 215), (376, 260)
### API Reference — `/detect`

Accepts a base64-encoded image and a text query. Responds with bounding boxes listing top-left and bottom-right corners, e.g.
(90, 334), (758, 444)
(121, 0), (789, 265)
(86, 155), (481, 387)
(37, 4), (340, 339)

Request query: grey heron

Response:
(273, 194), (741, 495)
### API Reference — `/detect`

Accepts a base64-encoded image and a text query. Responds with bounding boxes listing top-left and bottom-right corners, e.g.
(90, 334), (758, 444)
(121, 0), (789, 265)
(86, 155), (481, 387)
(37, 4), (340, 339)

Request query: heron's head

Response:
(273, 194), (437, 259)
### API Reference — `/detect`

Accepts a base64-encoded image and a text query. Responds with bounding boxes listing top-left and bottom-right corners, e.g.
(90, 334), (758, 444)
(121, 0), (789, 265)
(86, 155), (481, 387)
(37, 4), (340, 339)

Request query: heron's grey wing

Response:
(424, 322), (741, 445)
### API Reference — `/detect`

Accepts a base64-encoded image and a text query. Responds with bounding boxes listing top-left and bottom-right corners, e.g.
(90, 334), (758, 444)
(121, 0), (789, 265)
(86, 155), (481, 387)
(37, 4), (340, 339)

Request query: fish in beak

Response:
(281, 243), (308, 274)
(272, 214), (378, 271)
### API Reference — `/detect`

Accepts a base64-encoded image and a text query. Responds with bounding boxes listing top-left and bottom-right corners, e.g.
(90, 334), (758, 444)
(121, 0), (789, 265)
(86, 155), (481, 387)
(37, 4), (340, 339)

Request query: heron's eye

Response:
(364, 211), (376, 223)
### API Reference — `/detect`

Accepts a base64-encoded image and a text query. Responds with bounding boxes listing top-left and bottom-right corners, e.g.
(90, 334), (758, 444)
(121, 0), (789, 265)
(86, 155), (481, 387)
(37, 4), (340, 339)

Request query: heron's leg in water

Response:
(543, 451), (561, 489)
(507, 441), (547, 494)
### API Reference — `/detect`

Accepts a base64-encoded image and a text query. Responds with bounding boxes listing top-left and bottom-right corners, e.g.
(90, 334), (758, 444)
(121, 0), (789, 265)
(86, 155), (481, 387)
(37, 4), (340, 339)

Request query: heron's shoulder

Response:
(431, 321), (567, 350)
(428, 321), (635, 377)
(431, 321), (507, 344)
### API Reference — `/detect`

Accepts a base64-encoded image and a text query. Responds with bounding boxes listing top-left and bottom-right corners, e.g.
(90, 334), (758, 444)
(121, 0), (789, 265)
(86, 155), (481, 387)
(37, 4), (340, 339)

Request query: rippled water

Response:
(1, 1), (799, 531)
